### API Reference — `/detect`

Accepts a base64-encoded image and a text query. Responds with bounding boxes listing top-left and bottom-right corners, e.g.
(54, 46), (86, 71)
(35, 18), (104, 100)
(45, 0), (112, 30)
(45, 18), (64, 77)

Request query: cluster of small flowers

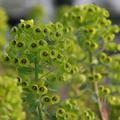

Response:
(3, 19), (78, 73)
(1, 4), (120, 120)
(59, 4), (119, 52)
(56, 4), (120, 119)
(55, 98), (97, 120)
(0, 76), (25, 120)
(56, 99), (80, 120)
(2, 19), (80, 119)
(107, 54), (120, 119)
(17, 76), (60, 106)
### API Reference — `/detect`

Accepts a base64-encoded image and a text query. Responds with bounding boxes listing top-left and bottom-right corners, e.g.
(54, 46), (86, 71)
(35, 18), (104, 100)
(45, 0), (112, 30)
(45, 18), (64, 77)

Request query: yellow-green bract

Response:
(0, 76), (25, 120)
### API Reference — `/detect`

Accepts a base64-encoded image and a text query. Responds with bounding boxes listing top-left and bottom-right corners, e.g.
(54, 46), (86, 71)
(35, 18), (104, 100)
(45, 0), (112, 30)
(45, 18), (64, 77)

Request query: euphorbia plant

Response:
(1, 4), (120, 120)
(57, 4), (120, 120)
(3, 19), (80, 120)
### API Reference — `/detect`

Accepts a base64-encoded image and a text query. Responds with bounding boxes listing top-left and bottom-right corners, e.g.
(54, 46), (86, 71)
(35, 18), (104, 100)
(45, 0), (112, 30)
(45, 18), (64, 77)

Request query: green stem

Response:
(34, 58), (44, 120)
(88, 51), (108, 120)
(38, 101), (44, 120)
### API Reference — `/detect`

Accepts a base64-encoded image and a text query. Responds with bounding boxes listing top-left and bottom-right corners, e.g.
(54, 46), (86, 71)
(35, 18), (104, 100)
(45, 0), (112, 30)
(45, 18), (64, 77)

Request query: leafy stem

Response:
(34, 58), (44, 120)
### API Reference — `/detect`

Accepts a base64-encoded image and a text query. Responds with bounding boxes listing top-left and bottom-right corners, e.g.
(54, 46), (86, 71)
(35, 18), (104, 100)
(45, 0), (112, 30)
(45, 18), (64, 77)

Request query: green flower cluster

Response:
(3, 19), (80, 119)
(1, 4), (120, 120)
(59, 4), (119, 51)
(107, 55), (120, 119)
(56, 4), (120, 120)
(55, 98), (97, 120)
(0, 76), (25, 120)
(56, 99), (80, 120)
(5, 19), (74, 68)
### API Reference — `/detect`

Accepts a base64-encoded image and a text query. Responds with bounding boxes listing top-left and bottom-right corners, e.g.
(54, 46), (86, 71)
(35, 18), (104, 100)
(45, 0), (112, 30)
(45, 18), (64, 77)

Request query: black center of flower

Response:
(89, 29), (94, 33)
(26, 24), (31, 28)
(5, 56), (9, 61)
(43, 28), (48, 33)
(64, 28), (68, 32)
(35, 28), (41, 32)
(32, 86), (37, 90)
(57, 54), (62, 59)
(65, 63), (69, 68)
(106, 57), (110, 61)
(21, 59), (27, 64)
(31, 43), (37, 48)
(59, 76), (63, 80)
(39, 40), (44, 45)
(21, 24), (25, 28)
(53, 58), (57, 61)
(99, 87), (103, 90)
(91, 43), (95, 48)
(42, 51), (48, 56)
(86, 41), (90, 46)
(95, 74), (99, 78)
(22, 82), (27, 86)
(100, 21), (105, 25)
(39, 87), (45, 92)
(83, 29), (88, 33)
(58, 110), (63, 114)
(17, 42), (23, 47)
(12, 40), (16, 45)
(56, 32), (61, 37)
(14, 58), (18, 63)
(66, 114), (69, 118)
(17, 77), (21, 83)
(12, 27), (17, 32)
(89, 76), (94, 80)
(88, 8), (93, 12)
(107, 36), (111, 40)
(77, 16), (81, 19)
(51, 50), (55, 55)
(52, 96), (57, 101)
(104, 89), (107, 93)
(44, 97), (50, 102)
(70, 69), (74, 74)
(101, 55), (106, 59)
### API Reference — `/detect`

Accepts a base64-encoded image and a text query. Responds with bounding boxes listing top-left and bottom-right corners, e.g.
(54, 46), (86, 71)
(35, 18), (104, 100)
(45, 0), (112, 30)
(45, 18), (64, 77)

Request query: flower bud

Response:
(42, 95), (51, 104)
(39, 85), (48, 95)
(56, 108), (65, 117)
(51, 95), (60, 104)
(32, 85), (38, 91)
(19, 57), (29, 66)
